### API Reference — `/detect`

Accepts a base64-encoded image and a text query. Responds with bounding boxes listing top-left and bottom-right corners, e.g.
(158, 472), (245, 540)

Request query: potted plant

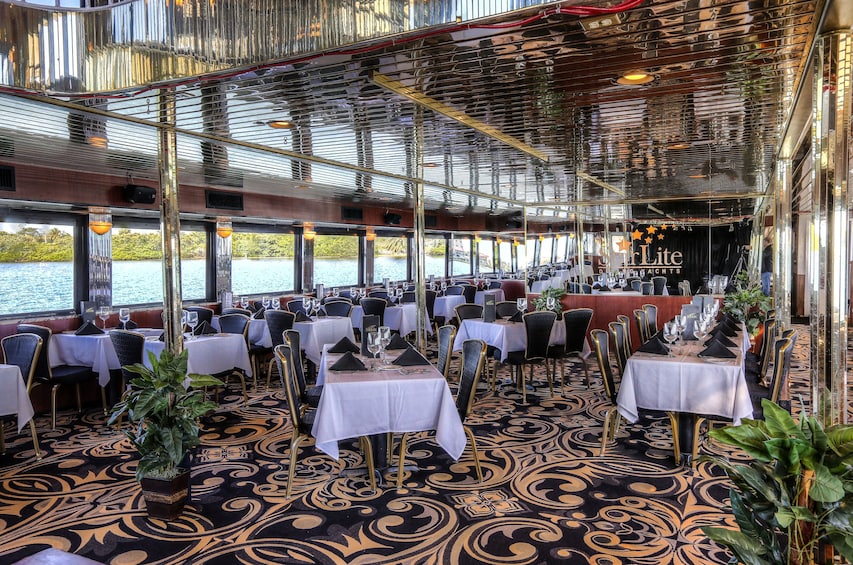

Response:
(723, 272), (772, 336)
(702, 399), (853, 565)
(533, 287), (566, 318)
(108, 349), (222, 520)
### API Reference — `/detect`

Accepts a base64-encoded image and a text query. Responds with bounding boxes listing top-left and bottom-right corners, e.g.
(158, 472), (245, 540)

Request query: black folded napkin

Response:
(392, 347), (431, 366)
(329, 351), (368, 371)
(158, 332), (165, 341)
(253, 308), (265, 319)
(699, 340), (736, 359)
(711, 324), (737, 337)
(328, 337), (360, 354)
(117, 320), (138, 330)
(637, 336), (670, 355)
(75, 321), (104, 335)
(193, 320), (216, 336)
(295, 311), (312, 322)
(316, 310), (327, 317)
(508, 311), (523, 323)
(598, 286), (611, 292)
(711, 333), (737, 348)
(386, 334), (410, 350)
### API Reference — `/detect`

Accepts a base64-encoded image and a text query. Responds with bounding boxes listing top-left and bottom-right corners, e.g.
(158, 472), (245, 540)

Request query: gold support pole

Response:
(810, 31), (851, 425)
(774, 157), (793, 330)
(158, 88), (183, 355)
(413, 104), (427, 353)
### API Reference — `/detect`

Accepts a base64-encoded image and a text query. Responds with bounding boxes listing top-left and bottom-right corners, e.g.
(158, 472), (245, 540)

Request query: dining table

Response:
(311, 347), (466, 462)
(294, 316), (356, 366)
(143, 333), (253, 378)
(211, 315), (272, 347)
(474, 288), (505, 305)
(0, 364), (34, 433)
(50, 328), (162, 386)
(351, 302), (432, 337)
(451, 316), (566, 362)
(433, 295), (466, 321)
(616, 326), (753, 463)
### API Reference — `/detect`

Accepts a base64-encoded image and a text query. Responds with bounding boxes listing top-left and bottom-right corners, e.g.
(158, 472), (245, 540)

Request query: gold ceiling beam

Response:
(370, 71), (549, 163)
(576, 171), (625, 197)
(536, 191), (768, 209)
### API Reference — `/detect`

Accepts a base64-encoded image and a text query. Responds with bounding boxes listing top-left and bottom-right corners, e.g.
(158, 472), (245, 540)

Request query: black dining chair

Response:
(747, 317), (776, 382)
(395, 338), (486, 488)
(454, 303), (483, 325)
(0, 333), (43, 459)
(642, 304), (659, 336)
(444, 285), (464, 296)
(651, 276), (668, 295)
(494, 301), (517, 318)
(549, 308), (593, 392)
(424, 289), (437, 335)
(283, 329), (322, 409)
(581, 283), (593, 294)
(286, 299), (307, 315)
(263, 310), (296, 389)
(360, 297), (387, 326)
(323, 299), (353, 318)
(16, 323), (108, 429)
(273, 344), (375, 497)
(400, 291), (416, 304)
(488, 280), (503, 290)
(222, 307), (252, 317)
(436, 324), (457, 380)
(368, 289), (390, 301)
(461, 284), (477, 304)
(108, 329), (146, 390)
(591, 329), (624, 456)
(213, 314), (250, 405)
(608, 320), (630, 378)
(616, 314), (633, 352)
(503, 310), (556, 404)
(633, 309), (650, 344)
(640, 282), (653, 295)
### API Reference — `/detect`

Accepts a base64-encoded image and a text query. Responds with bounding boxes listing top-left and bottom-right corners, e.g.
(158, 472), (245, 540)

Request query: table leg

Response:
(677, 413), (695, 467)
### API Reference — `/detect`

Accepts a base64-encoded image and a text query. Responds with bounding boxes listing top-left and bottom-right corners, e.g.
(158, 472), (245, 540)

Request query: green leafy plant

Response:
(108, 349), (223, 480)
(723, 272), (772, 336)
(702, 399), (853, 565)
(533, 287), (566, 315)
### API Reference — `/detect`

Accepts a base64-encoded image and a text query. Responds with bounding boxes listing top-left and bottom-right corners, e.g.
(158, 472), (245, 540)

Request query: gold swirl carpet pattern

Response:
(0, 326), (823, 564)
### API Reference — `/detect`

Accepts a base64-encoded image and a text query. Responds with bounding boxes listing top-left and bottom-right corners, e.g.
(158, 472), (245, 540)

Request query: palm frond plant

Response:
(722, 271), (772, 336)
(702, 399), (853, 565)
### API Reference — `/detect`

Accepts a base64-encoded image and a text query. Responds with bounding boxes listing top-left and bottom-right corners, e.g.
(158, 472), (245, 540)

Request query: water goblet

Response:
(262, 295), (271, 309)
(303, 297), (314, 317)
(332, 287), (339, 298)
(695, 319), (709, 344)
(186, 311), (198, 339)
(272, 297), (280, 310)
(97, 306), (111, 329)
(663, 322), (678, 356)
(119, 307), (130, 327)
(240, 296), (250, 309)
(546, 296), (556, 311)
(367, 332), (381, 370)
(516, 297), (527, 314)
(378, 326), (391, 364)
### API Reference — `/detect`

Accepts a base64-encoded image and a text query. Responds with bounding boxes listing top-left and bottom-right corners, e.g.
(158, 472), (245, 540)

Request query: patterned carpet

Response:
(0, 325), (821, 564)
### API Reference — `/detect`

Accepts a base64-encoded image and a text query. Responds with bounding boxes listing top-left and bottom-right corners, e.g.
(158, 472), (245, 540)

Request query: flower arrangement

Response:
(722, 271), (772, 336)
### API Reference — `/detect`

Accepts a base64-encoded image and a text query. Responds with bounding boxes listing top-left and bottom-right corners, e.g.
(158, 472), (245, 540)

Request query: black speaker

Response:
(122, 184), (156, 204)
(384, 212), (402, 225)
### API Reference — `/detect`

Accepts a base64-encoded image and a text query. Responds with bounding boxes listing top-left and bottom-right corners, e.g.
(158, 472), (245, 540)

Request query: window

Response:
(539, 236), (553, 265)
(374, 236), (408, 282)
(424, 237), (446, 279)
(313, 234), (359, 287)
(112, 228), (207, 304)
(451, 238), (471, 276)
(525, 238), (537, 268)
(231, 230), (295, 296)
(497, 240), (513, 273)
(476, 239), (494, 275)
(555, 235), (568, 263)
(0, 221), (74, 315)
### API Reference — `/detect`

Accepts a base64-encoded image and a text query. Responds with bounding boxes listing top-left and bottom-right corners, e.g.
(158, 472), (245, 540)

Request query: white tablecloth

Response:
(143, 334), (252, 377)
(475, 289), (505, 305)
(351, 303), (432, 336)
(212, 316), (272, 347)
(294, 317), (355, 366)
(530, 279), (563, 293)
(433, 295), (466, 321)
(312, 350), (466, 461)
(452, 318), (566, 362)
(51, 329), (163, 386)
(617, 341), (752, 425)
(0, 364), (34, 432)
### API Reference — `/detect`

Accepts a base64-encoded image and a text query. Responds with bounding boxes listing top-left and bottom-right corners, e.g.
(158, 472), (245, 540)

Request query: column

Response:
(774, 158), (793, 330)
(214, 219), (232, 304)
(158, 89), (183, 355)
(413, 105), (427, 352)
(87, 207), (112, 308)
(810, 31), (852, 425)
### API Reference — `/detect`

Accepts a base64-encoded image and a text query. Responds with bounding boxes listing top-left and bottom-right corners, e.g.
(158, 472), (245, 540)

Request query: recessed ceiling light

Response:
(688, 174), (709, 179)
(615, 70), (656, 86)
(423, 162), (439, 168)
(667, 142), (690, 150)
(266, 120), (295, 129)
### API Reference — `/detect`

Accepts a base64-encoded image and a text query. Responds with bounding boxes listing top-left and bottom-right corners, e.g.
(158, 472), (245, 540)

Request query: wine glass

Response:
(674, 314), (687, 346)
(186, 311), (198, 339)
(367, 332), (381, 370)
(97, 306), (110, 329)
(546, 296), (556, 311)
(304, 297), (315, 317)
(272, 297), (281, 310)
(332, 287), (339, 298)
(663, 322), (678, 356)
(240, 296), (250, 309)
(695, 318), (709, 344)
(378, 326), (391, 364)
(516, 297), (527, 314)
(262, 295), (271, 310)
(119, 307), (130, 328)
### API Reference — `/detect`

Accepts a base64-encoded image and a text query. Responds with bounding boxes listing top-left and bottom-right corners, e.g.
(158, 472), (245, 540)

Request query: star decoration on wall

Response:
(644, 236), (653, 244)
(617, 239), (632, 251)
(646, 226), (657, 234)
(631, 229), (644, 240)
(660, 224), (668, 230)
(658, 233), (665, 240)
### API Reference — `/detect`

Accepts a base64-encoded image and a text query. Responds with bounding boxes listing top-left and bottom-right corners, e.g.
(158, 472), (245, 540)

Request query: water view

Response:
(2, 255), (463, 316)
